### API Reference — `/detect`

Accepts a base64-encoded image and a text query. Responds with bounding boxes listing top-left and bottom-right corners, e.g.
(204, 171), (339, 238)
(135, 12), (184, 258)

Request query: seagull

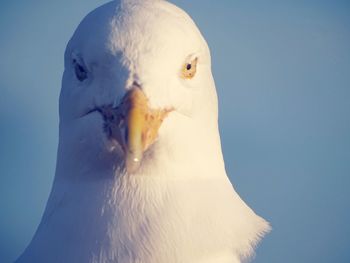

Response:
(17, 0), (270, 262)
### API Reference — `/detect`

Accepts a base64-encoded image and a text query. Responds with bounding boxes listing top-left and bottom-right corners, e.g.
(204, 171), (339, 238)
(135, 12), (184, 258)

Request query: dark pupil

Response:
(186, 64), (192, 70)
(74, 62), (87, 81)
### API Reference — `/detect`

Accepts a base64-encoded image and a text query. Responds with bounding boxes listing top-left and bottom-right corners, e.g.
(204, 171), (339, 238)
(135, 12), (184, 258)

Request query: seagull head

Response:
(59, 0), (220, 176)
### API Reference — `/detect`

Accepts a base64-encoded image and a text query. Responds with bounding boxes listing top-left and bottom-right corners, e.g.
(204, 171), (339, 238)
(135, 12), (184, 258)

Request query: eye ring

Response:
(181, 57), (198, 79)
(73, 58), (88, 82)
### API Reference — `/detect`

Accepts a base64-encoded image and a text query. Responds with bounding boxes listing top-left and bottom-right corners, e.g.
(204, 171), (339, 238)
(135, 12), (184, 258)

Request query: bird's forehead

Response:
(109, 4), (202, 58)
(70, 1), (206, 68)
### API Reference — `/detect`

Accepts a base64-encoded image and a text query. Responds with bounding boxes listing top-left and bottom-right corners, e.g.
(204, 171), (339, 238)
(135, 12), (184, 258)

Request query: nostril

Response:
(132, 81), (142, 89)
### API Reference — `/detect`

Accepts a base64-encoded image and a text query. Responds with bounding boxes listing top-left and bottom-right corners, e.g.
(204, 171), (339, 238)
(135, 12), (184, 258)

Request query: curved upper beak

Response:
(103, 87), (171, 173)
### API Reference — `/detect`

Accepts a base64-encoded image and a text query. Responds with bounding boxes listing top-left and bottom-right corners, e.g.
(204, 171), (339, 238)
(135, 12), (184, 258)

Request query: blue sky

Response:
(0, 0), (349, 262)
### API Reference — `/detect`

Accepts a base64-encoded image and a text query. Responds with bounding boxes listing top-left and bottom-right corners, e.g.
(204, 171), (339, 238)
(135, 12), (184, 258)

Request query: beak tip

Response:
(126, 154), (142, 174)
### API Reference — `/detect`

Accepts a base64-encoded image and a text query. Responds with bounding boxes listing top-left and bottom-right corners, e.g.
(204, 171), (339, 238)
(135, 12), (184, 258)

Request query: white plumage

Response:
(17, 1), (270, 262)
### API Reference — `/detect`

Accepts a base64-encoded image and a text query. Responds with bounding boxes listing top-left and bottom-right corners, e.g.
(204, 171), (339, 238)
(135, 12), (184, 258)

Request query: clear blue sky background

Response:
(0, 0), (349, 262)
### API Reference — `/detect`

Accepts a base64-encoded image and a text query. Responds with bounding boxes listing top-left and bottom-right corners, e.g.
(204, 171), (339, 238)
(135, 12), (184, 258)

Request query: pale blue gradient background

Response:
(1, 1), (349, 262)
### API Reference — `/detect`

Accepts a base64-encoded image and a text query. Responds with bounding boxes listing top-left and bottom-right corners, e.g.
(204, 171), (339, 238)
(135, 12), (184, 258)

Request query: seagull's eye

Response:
(73, 59), (88, 82)
(181, 57), (198, 79)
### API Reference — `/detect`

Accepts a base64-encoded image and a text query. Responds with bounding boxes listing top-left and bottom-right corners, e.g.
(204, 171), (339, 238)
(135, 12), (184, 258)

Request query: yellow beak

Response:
(122, 88), (171, 173)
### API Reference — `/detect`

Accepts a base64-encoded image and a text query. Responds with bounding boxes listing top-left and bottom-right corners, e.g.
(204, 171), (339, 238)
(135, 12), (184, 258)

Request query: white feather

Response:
(17, 1), (270, 262)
